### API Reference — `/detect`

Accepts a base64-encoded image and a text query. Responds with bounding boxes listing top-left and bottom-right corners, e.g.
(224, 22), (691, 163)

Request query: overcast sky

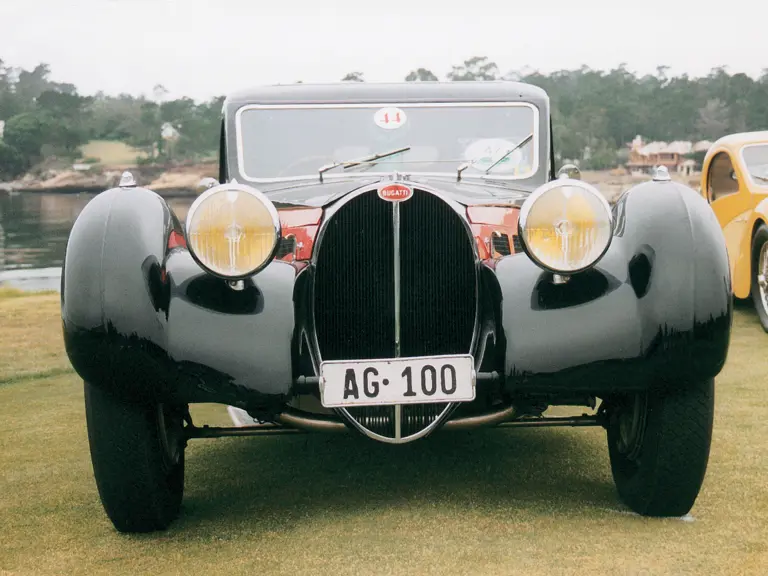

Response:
(1, 0), (766, 102)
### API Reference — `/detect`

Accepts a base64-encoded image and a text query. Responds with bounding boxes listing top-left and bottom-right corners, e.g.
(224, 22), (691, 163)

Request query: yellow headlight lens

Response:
(519, 180), (612, 272)
(186, 183), (280, 278)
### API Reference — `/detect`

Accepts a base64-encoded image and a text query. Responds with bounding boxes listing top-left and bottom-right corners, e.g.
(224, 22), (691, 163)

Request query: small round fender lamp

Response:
(185, 183), (281, 279)
(518, 179), (613, 274)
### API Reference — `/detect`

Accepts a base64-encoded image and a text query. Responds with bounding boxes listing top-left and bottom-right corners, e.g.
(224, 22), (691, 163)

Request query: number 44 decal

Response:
(374, 107), (407, 130)
(383, 112), (401, 124)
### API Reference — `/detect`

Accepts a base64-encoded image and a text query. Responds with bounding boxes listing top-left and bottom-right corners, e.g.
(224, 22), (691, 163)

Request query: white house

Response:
(161, 122), (180, 142)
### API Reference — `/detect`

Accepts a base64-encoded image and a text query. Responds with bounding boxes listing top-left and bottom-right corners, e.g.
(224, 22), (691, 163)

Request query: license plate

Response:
(319, 354), (475, 408)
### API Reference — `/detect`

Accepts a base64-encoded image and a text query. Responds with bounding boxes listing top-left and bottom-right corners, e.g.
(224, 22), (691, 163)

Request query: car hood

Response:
(257, 175), (533, 209)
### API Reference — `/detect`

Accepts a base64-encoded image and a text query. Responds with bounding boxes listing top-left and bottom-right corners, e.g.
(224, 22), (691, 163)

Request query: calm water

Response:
(0, 190), (195, 287)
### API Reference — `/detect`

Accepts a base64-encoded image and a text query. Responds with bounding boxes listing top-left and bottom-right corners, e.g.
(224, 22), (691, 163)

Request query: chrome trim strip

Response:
(272, 403), (518, 434)
(234, 101), (540, 184)
(239, 102), (538, 110)
(442, 404), (517, 431)
(393, 201), (402, 358)
(276, 408), (347, 433)
(309, 179), (482, 444)
(393, 200), (402, 440)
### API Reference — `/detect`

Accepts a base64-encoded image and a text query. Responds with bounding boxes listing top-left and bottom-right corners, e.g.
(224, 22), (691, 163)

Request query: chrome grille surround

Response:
(309, 179), (480, 444)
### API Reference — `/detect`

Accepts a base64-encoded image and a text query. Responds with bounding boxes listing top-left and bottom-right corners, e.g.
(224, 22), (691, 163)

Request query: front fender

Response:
(62, 186), (297, 408)
(62, 187), (176, 400)
(163, 252), (297, 402)
(496, 179), (732, 394)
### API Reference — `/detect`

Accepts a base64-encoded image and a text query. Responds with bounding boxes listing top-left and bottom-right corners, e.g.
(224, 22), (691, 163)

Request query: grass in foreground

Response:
(0, 287), (53, 300)
(0, 294), (766, 575)
(0, 290), (70, 384)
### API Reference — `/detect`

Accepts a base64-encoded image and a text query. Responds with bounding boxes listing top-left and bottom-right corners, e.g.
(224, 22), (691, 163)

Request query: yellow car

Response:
(701, 131), (768, 329)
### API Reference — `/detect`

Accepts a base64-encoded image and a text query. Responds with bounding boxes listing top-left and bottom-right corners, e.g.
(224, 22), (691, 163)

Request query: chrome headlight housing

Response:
(518, 179), (613, 273)
(185, 183), (281, 279)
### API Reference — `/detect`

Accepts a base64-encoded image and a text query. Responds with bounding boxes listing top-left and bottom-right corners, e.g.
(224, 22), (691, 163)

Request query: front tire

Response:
(606, 378), (714, 517)
(84, 381), (187, 533)
(750, 223), (768, 332)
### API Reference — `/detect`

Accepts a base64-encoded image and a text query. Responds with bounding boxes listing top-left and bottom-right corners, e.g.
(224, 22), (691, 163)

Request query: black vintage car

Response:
(62, 81), (732, 533)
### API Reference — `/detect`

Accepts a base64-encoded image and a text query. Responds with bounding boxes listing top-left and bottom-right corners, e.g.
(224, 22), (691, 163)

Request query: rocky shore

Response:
(0, 164), (702, 202)
(0, 161), (218, 196)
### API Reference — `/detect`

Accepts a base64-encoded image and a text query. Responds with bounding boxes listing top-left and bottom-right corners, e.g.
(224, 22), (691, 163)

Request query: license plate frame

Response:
(319, 354), (476, 408)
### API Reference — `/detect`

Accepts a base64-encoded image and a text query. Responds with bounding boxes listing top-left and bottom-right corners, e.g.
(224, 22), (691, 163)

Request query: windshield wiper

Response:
(318, 146), (411, 182)
(752, 172), (768, 183)
(484, 134), (534, 174)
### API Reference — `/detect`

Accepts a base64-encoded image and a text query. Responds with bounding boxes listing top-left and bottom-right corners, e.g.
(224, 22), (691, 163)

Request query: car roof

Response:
(710, 131), (768, 153)
(224, 81), (549, 108)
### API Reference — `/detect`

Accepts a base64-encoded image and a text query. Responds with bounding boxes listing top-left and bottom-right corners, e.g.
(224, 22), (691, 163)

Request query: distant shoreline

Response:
(0, 267), (62, 293)
(0, 161), (218, 196)
(1, 167), (702, 201)
(0, 185), (200, 197)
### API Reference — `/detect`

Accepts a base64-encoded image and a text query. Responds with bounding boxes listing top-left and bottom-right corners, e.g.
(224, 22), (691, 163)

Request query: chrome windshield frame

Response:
(234, 101), (541, 184)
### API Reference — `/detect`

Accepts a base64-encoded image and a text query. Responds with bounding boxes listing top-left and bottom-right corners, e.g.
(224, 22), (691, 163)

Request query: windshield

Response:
(236, 102), (539, 182)
(743, 144), (768, 185)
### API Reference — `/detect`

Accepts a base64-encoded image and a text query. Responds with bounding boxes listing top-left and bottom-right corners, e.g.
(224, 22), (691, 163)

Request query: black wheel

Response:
(750, 224), (768, 332)
(84, 381), (187, 533)
(606, 378), (714, 517)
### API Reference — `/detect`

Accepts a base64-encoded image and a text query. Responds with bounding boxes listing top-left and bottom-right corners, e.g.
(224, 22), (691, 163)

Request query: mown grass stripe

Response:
(0, 367), (75, 386)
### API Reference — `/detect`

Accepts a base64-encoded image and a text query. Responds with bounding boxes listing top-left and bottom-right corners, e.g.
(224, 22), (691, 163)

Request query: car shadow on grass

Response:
(732, 297), (753, 312)
(172, 426), (619, 534)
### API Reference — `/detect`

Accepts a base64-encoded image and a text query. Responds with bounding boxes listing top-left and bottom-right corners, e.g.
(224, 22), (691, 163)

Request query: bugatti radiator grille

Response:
(314, 188), (477, 441)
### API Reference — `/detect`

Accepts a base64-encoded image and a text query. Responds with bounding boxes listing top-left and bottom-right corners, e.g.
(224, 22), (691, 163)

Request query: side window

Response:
(742, 143), (768, 188)
(707, 152), (740, 202)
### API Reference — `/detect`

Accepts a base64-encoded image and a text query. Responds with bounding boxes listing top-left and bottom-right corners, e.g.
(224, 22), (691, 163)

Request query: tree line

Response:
(2, 56), (768, 179)
(0, 61), (224, 179)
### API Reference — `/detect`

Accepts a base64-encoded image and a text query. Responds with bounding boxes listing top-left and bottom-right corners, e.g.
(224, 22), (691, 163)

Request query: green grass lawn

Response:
(1, 292), (766, 575)
(78, 140), (148, 166)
